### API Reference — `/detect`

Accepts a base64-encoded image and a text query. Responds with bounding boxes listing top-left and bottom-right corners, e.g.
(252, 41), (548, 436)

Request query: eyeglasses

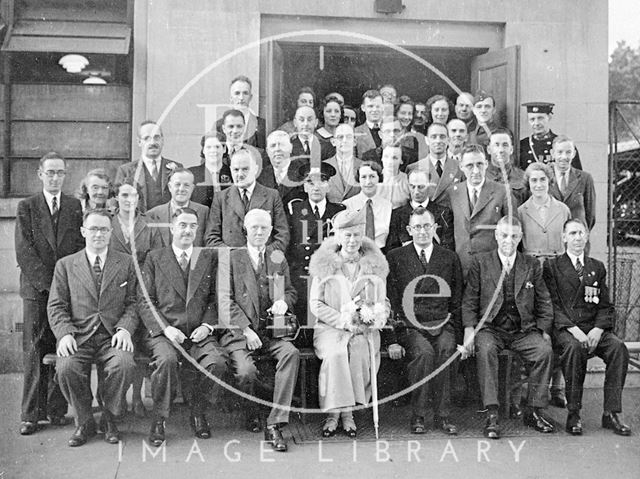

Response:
(42, 170), (66, 178)
(141, 135), (162, 142)
(409, 223), (434, 231)
(84, 226), (111, 234)
(175, 223), (198, 230)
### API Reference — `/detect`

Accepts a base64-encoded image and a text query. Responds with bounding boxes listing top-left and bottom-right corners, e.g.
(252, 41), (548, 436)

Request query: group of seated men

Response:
(16, 74), (631, 453)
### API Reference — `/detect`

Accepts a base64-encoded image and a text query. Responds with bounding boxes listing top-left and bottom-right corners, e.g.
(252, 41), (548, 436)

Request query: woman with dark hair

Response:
(189, 131), (232, 208)
(426, 94), (454, 126)
(395, 95), (427, 159)
(316, 95), (344, 159)
(109, 180), (162, 417)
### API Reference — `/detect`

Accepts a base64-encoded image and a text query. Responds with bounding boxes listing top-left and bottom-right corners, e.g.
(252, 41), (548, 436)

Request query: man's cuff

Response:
(202, 323), (215, 335)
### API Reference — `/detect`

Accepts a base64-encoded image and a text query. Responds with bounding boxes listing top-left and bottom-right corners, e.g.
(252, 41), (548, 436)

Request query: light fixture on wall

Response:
(83, 76), (107, 85)
(58, 54), (89, 73)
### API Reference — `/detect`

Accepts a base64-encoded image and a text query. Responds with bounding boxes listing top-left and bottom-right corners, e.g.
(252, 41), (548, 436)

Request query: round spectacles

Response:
(410, 224), (434, 231)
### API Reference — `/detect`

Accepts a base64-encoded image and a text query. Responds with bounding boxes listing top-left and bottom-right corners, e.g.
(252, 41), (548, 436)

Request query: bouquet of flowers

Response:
(340, 295), (388, 334)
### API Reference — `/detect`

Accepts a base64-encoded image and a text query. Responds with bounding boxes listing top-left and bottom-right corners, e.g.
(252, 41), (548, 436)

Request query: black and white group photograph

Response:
(0, 0), (639, 478)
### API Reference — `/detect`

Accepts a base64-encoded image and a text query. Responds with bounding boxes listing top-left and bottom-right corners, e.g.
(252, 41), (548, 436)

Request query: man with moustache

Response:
(355, 89), (384, 157)
(413, 101), (428, 135)
(139, 207), (228, 445)
(543, 219), (631, 436)
(115, 121), (183, 212)
(462, 216), (555, 439)
(323, 123), (362, 203)
(205, 148), (289, 251)
(386, 207), (463, 435)
(257, 130), (304, 205)
(447, 118), (468, 163)
(486, 128), (528, 206)
(146, 168), (209, 247)
(48, 209), (138, 446)
(15, 152), (84, 435)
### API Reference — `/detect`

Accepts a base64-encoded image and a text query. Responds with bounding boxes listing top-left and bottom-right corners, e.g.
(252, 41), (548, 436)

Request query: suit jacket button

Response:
(304, 256), (309, 260)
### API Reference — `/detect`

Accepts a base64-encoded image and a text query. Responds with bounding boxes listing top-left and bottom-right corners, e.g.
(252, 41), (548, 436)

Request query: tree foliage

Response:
(610, 40), (640, 101)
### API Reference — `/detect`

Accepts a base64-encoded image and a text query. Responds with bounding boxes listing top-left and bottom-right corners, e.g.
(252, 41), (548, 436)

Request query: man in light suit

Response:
(15, 151), (85, 436)
(139, 207), (228, 446)
(48, 209), (138, 447)
(386, 207), (463, 435)
(324, 123), (361, 204)
(407, 123), (464, 208)
(219, 209), (300, 452)
(115, 121), (183, 212)
(146, 168), (209, 247)
(462, 216), (556, 439)
(543, 219), (631, 436)
(549, 135), (596, 230)
(355, 89), (383, 157)
(205, 148), (290, 251)
(448, 144), (513, 276)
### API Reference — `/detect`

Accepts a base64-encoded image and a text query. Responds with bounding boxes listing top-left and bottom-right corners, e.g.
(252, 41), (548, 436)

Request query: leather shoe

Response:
(434, 416), (458, 435)
(602, 412), (631, 436)
(484, 412), (501, 439)
(100, 414), (120, 444)
(565, 411), (583, 435)
(246, 416), (262, 433)
(264, 424), (288, 452)
(509, 402), (524, 419)
(48, 415), (71, 426)
(190, 414), (211, 439)
(523, 409), (555, 433)
(148, 418), (166, 447)
(549, 392), (567, 408)
(19, 421), (38, 435)
(410, 416), (426, 434)
(68, 420), (97, 447)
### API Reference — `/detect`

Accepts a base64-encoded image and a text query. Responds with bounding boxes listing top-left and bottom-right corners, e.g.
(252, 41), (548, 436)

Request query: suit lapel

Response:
(99, 250), (121, 298)
(434, 158), (457, 200)
(230, 187), (246, 221)
(472, 182), (494, 218)
(37, 194), (57, 252)
(455, 186), (471, 220)
(133, 215), (147, 241)
(248, 183), (267, 210)
(521, 202), (546, 229)
(110, 217), (130, 253)
(160, 158), (170, 193)
(564, 169), (580, 198)
(513, 254), (529, 296)
(157, 248), (187, 301)
(186, 248), (207, 304)
(73, 251), (99, 302)
(240, 251), (260, 320)
(558, 254), (581, 303)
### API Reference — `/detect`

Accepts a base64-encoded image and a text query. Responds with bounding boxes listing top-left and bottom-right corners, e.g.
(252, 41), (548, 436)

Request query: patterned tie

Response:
(471, 188), (479, 209)
(51, 196), (59, 228)
(560, 173), (567, 195)
(303, 140), (310, 154)
(436, 160), (443, 178)
(575, 257), (584, 279)
(151, 159), (159, 181)
(314, 205), (320, 219)
(241, 189), (249, 210)
(255, 251), (265, 274)
(179, 251), (189, 272)
(365, 199), (376, 240)
(419, 249), (428, 269)
(93, 256), (102, 291)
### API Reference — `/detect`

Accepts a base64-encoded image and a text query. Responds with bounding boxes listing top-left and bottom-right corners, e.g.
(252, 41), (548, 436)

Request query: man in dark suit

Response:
(205, 148), (290, 251)
(462, 216), (555, 439)
(214, 75), (266, 149)
(146, 168), (209, 247)
(386, 207), (463, 435)
(355, 89), (383, 157)
(115, 121), (183, 212)
(324, 123), (362, 204)
(219, 209), (300, 452)
(138, 207), (228, 446)
(448, 144), (513, 276)
(287, 162), (344, 335)
(362, 117), (418, 171)
(549, 135), (595, 230)
(543, 219), (631, 436)
(386, 169), (455, 251)
(289, 106), (332, 162)
(257, 130), (304, 206)
(48, 209), (138, 446)
(15, 151), (84, 435)
(218, 109), (268, 168)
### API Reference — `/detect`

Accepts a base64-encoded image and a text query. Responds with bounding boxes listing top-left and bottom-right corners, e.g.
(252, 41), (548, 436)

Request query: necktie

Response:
(436, 160), (443, 178)
(303, 140), (309, 154)
(151, 159), (159, 181)
(371, 126), (381, 147)
(365, 199), (376, 240)
(93, 256), (102, 290)
(560, 173), (567, 195)
(241, 189), (249, 210)
(256, 251), (265, 274)
(472, 188), (479, 209)
(504, 259), (512, 274)
(179, 251), (189, 272)
(575, 258), (584, 278)
(314, 205), (320, 219)
(51, 196), (59, 228)
(419, 249), (428, 269)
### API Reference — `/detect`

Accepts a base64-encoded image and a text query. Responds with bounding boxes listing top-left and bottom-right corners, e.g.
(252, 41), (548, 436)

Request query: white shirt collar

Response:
(237, 181), (257, 198)
(86, 248), (108, 269)
(413, 242), (434, 262)
(366, 120), (380, 129)
(555, 168), (570, 184)
(141, 156), (161, 173)
(467, 179), (486, 196)
(498, 251), (516, 270)
(566, 251), (585, 268)
(172, 244), (193, 262)
(42, 190), (61, 213)
(170, 199), (190, 213)
(246, 243), (266, 269)
(308, 198), (327, 217)
(273, 159), (292, 182)
(411, 198), (430, 209)
(429, 154), (446, 167)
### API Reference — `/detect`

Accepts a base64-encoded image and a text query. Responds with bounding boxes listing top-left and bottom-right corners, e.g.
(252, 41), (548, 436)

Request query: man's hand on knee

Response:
(57, 334), (77, 357)
(112, 329), (134, 352)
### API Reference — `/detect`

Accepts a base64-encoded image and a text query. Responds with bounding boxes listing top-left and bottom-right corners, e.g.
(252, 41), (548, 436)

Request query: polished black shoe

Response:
(246, 416), (262, 433)
(190, 414), (211, 439)
(19, 421), (38, 436)
(509, 402), (524, 419)
(48, 415), (71, 426)
(410, 416), (426, 434)
(565, 411), (583, 435)
(484, 412), (501, 439)
(602, 412), (631, 436)
(68, 420), (97, 447)
(100, 414), (120, 444)
(148, 418), (166, 447)
(549, 393), (567, 409)
(264, 424), (288, 452)
(523, 409), (555, 433)
(322, 417), (338, 438)
(434, 416), (458, 435)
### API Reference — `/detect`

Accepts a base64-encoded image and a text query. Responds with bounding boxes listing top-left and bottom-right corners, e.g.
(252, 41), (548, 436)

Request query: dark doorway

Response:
(277, 43), (488, 125)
